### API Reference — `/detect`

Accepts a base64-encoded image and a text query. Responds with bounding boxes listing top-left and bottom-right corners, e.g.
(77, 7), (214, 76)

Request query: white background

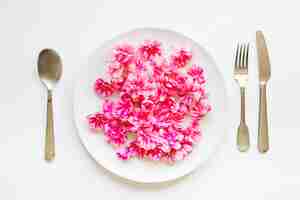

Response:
(0, 0), (298, 199)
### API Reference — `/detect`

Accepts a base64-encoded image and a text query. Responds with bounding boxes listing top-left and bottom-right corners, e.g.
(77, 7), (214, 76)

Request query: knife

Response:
(256, 31), (271, 153)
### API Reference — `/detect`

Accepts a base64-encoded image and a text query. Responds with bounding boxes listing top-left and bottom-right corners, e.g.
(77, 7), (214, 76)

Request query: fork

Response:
(234, 44), (250, 152)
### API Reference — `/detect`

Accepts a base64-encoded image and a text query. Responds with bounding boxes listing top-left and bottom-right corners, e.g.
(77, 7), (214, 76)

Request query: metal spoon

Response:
(38, 49), (62, 161)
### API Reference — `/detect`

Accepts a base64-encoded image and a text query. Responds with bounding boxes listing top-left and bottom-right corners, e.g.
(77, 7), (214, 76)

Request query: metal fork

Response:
(234, 44), (250, 152)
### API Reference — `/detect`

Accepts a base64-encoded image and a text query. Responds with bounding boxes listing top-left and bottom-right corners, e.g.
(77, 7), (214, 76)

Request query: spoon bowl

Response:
(38, 49), (62, 90)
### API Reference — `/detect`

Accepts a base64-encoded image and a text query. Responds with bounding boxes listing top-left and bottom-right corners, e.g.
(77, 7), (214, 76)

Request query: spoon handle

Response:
(45, 90), (55, 161)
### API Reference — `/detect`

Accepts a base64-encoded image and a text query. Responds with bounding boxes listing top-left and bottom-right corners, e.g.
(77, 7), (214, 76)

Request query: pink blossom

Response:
(87, 113), (108, 130)
(188, 65), (205, 84)
(138, 40), (162, 61)
(116, 148), (130, 160)
(170, 49), (192, 68)
(113, 44), (135, 66)
(94, 78), (115, 97)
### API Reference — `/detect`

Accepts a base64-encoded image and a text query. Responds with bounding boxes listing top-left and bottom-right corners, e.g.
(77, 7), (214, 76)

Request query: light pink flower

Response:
(113, 44), (135, 66)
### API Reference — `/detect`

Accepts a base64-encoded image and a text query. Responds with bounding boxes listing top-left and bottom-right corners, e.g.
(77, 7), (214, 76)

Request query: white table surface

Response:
(0, 0), (298, 199)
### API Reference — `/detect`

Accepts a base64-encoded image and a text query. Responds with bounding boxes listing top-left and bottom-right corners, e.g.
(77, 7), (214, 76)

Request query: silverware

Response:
(256, 31), (271, 153)
(38, 49), (62, 161)
(234, 44), (250, 152)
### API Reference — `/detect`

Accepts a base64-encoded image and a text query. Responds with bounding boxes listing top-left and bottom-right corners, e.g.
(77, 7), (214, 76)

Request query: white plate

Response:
(73, 28), (228, 183)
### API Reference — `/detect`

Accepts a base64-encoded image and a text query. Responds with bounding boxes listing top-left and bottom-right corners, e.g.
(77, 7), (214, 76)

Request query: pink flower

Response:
(103, 118), (132, 145)
(115, 98), (133, 119)
(141, 100), (154, 112)
(108, 63), (122, 78)
(184, 128), (202, 143)
(188, 65), (205, 84)
(87, 113), (108, 130)
(135, 59), (146, 71)
(94, 78), (115, 97)
(138, 40), (162, 61)
(102, 100), (114, 116)
(191, 98), (211, 118)
(146, 148), (164, 160)
(116, 148), (130, 160)
(170, 49), (192, 68)
(113, 44), (135, 66)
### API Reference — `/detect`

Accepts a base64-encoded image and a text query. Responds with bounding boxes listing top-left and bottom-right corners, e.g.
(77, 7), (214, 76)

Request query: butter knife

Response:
(256, 31), (271, 153)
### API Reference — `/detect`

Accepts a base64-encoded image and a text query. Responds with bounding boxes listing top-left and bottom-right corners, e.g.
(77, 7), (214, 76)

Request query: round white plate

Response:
(73, 28), (228, 183)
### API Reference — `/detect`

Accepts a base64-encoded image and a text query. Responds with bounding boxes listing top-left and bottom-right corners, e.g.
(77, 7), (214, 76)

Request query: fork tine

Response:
(245, 43), (249, 68)
(235, 44), (240, 69)
(238, 44), (243, 69)
(242, 44), (247, 68)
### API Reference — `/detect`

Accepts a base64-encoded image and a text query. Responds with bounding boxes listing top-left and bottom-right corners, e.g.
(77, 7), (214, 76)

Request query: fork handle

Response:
(240, 87), (246, 123)
(258, 84), (269, 153)
(45, 90), (55, 161)
(237, 87), (249, 152)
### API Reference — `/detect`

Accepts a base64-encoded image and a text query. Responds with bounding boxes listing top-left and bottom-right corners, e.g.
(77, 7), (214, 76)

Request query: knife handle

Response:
(258, 84), (269, 153)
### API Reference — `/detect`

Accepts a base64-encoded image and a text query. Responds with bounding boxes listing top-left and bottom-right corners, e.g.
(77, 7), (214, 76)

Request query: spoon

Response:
(38, 49), (62, 161)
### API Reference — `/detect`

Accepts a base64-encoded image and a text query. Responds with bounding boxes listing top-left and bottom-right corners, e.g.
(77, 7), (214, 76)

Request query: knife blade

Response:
(256, 31), (271, 83)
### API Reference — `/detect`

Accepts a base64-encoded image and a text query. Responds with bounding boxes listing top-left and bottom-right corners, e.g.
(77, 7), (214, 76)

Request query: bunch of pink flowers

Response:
(87, 40), (211, 162)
